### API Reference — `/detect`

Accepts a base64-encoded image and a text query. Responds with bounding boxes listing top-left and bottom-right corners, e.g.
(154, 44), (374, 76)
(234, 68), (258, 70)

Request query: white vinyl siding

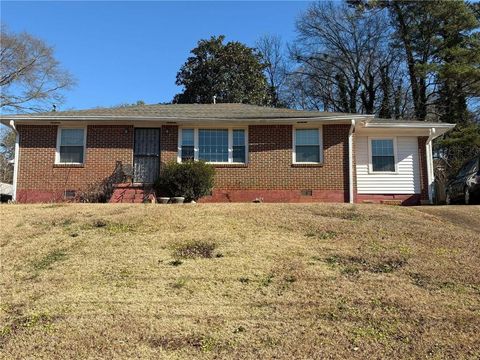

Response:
(356, 136), (421, 194)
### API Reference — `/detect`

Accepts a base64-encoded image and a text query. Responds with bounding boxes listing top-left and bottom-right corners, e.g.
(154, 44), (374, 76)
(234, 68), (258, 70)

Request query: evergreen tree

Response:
(174, 36), (269, 105)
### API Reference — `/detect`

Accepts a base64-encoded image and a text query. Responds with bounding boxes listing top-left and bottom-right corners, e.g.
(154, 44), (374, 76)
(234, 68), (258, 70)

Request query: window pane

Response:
(60, 146), (84, 163)
(296, 145), (320, 163)
(181, 145), (194, 162)
(372, 156), (395, 172)
(371, 139), (394, 172)
(61, 129), (84, 146)
(233, 129), (245, 146)
(233, 130), (246, 163)
(296, 129), (319, 146)
(233, 146), (246, 163)
(199, 129), (228, 162)
(182, 129), (194, 146)
(372, 139), (393, 156)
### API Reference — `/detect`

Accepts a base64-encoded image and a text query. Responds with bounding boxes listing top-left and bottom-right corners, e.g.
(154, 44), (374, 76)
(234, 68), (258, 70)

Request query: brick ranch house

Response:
(0, 103), (454, 204)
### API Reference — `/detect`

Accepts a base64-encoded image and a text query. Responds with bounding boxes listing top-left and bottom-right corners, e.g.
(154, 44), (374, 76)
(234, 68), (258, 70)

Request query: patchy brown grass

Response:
(172, 240), (217, 259)
(0, 203), (479, 359)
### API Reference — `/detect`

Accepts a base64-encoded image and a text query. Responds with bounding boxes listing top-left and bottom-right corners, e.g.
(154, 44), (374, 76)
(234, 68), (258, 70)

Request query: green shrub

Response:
(155, 161), (215, 201)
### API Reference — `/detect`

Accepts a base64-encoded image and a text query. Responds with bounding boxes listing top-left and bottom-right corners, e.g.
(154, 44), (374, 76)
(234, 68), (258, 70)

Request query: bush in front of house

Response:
(78, 180), (114, 203)
(155, 161), (215, 201)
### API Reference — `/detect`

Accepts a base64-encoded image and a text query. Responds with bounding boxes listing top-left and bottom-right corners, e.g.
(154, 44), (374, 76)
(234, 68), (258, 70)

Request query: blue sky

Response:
(1, 1), (311, 110)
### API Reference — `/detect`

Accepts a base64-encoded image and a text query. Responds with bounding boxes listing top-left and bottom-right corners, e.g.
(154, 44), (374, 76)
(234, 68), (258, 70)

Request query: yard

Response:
(0, 203), (479, 359)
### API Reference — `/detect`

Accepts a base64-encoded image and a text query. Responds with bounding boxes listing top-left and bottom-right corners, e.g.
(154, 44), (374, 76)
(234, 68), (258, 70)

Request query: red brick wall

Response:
(160, 125), (178, 165)
(15, 123), (352, 203)
(350, 132), (357, 203)
(202, 124), (350, 202)
(16, 125), (134, 202)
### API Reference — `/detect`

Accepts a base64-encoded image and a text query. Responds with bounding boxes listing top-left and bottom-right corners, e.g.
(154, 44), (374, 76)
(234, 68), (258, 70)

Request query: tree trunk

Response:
(379, 66), (392, 118)
(392, 3), (427, 120)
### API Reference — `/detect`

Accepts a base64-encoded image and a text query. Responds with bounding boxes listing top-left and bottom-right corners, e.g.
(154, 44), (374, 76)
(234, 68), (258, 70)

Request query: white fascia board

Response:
(0, 114), (372, 123)
(365, 122), (455, 129)
(362, 122), (455, 138)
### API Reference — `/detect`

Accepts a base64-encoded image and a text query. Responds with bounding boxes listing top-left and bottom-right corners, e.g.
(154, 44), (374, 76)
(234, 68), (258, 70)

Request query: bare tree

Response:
(0, 26), (75, 113)
(255, 34), (288, 107)
(289, 2), (410, 116)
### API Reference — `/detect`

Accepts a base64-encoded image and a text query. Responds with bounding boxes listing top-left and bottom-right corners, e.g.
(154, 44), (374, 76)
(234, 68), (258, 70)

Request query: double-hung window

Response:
(294, 128), (322, 163)
(370, 138), (396, 172)
(179, 128), (247, 164)
(232, 129), (246, 163)
(181, 129), (195, 162)
(56, 128), (86, 164)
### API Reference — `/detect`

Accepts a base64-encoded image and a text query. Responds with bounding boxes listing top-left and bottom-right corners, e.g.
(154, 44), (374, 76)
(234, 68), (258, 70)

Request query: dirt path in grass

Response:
(413, 205), (480, 234)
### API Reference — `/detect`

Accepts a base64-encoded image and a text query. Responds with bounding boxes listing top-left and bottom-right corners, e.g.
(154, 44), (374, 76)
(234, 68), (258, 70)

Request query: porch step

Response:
(109, 185), (156, 203)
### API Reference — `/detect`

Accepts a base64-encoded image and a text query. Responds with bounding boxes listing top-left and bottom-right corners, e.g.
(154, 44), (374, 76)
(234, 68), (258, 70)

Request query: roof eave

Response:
(1, 114), (372, 123)
(364, 122), (455, 129)
(362, 122), (455, 138)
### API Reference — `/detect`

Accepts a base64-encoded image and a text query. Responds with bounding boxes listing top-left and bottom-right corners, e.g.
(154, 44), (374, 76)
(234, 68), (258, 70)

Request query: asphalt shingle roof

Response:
(2, 104), (454, 128)
(3, 103), (355, 119)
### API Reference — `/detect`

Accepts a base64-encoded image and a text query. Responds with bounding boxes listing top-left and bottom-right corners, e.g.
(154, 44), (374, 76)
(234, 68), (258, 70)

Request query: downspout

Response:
(426, 128), (436, 204)
(7, 120), (20, 202)
(348, 119), (356, 204)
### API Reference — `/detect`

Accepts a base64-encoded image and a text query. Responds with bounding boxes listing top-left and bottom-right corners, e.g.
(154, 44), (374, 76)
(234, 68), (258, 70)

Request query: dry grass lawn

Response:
(0, 203), (479, 359)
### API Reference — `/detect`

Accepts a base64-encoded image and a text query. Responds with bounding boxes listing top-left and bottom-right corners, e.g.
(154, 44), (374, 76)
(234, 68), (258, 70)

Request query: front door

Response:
(133, 128), (160, 183)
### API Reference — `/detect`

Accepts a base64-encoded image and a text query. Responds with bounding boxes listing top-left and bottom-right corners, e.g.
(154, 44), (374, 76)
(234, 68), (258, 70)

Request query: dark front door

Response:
(134, 128), (160, 183)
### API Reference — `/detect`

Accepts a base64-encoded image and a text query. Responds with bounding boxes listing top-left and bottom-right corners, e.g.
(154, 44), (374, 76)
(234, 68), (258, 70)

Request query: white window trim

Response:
(292, 126), (323, 164)
(368, 136), (398, 174)
(55, 126), (87, 165)
(177, 127), (248, 164)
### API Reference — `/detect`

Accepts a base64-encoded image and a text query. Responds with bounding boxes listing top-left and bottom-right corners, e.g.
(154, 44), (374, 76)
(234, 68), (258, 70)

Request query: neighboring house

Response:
(0, 104), (454, 204)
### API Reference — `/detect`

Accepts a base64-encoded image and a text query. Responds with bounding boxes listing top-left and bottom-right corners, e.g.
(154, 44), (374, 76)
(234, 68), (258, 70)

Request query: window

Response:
(181, 129), (194, 162)
(371, 138), (395, 172)
(56, 128), (85, 164)
(178, 128), (247, 163)
(233, 129), (246, 163)
(199, 129), (229, 162)
(294, 128), (322, 163)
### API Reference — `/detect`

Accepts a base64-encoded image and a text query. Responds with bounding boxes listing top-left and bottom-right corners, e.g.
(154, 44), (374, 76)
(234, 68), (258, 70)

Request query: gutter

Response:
(348, 119), (356, 204)
(0, 114), (373, 123)
(424, 125), (456, 204)
(7, 120), (19, 202)
(425, 128), (437, 205)
(364, 122), (455, 129)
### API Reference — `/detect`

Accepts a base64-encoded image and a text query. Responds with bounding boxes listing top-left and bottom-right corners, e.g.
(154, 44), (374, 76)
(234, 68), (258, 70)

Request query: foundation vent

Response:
(64, 190), (76, 199)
